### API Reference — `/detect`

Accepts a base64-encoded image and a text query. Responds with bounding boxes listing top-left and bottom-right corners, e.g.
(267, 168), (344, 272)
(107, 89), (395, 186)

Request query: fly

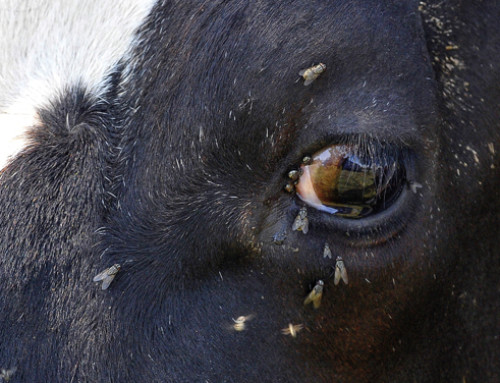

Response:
(334, 256), (348, 285)
(299, 63), (326, 86)
(304, 280), (324, 309)
(93, 264), (121, 290)
(323, 243), (332, 259)
(281, 323), (304, 338)
(0, 367), (17, 382)
(232, 314), (254, 332)
(292, 207), (309, 234)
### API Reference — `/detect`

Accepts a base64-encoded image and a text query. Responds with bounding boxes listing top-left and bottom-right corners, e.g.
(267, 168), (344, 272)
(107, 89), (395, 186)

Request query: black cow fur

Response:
(0, 1), (499, 382)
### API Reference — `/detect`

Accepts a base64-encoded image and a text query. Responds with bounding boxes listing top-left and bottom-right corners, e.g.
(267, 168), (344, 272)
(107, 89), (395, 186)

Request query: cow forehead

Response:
(122, 1), (435, 160)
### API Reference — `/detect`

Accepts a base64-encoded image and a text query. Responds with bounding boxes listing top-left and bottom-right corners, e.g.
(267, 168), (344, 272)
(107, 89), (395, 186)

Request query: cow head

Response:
(0, 1), (498, 382)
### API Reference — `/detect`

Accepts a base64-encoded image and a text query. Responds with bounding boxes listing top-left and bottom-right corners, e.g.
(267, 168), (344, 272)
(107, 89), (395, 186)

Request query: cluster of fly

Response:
(303, 255), (348, 310)
(284, 156), (311, 194)
(272, 203), (350, 312)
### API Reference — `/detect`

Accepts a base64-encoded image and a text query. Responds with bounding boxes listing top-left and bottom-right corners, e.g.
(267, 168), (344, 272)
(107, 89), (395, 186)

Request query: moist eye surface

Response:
(295, 144), (406, 218)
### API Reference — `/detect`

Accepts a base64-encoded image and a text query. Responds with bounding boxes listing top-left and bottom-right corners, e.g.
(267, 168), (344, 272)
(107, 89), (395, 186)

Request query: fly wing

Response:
(304, 286), (322, 308)
(298, 69), (306, 76)
(323, 244), (332, 259)
(312, 293), (322, 309)
(303, 78), (314, 86)
(340, 267), (348, 285)
(292, 216), (304, 231)
(93, 269), (109, 282)
(281, 327), (291, 335)
(334, 265), (342, 286)
(303, 290), (314, 306)
(100, 275), (114, 290)
(301, 217), (309, 233)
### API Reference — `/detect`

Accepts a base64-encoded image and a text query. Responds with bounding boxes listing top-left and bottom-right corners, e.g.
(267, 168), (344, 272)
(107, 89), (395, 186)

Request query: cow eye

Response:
(295, 144), (406, 218)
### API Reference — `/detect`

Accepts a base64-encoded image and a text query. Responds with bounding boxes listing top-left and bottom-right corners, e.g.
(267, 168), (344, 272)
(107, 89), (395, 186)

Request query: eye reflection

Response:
(295, 144), (405, 218)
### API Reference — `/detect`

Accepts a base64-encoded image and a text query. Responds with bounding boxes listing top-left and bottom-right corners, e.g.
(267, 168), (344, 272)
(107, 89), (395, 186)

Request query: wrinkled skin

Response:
(0, 1), (499, 382)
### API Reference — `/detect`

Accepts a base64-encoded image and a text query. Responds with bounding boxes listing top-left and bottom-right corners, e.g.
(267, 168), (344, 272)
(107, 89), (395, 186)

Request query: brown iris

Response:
(296, 144), (405, 218)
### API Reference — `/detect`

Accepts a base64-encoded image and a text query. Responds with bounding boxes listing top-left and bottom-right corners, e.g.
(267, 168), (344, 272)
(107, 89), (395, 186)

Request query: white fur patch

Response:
(0, 0), (157, 170)
(0, 113), (35, 170)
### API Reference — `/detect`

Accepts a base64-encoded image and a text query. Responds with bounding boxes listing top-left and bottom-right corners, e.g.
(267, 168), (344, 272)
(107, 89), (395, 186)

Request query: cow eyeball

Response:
(295, 144), (406, 219)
